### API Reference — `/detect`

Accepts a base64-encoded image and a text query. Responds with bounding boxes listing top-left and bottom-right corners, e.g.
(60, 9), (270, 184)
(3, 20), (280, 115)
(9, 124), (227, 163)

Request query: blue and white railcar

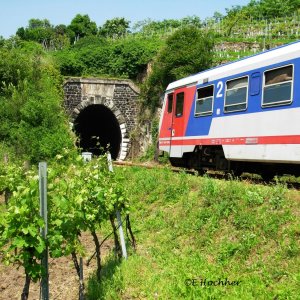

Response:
(159, 41), (300, 176)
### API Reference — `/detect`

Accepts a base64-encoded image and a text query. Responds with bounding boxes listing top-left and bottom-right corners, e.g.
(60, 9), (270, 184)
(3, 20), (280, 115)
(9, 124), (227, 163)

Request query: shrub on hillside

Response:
(0, 42), (75, 162)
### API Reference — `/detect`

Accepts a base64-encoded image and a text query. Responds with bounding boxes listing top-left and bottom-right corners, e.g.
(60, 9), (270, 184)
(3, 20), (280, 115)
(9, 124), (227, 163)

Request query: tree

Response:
(0, 36), (4, 47)
(16, 27), (26, 39)
(212, 12), (224, 23)
(16, 20), (73, 50)
(258, 0), (300, 18)
(98, 17), (130, 38)
(108, 36), (162, 79)
(54, 24), (68, 35)
(181, 16), (202, 27)
(133, 18), (181, 35)
(142, 27), (215, 110)
(223, 5), (249, 36)
(50, 25), (71, 50)
(0, 43), (74, 162)
(16, 19), (55, 48)
(28, 18), (51, 29)
(234, 0), (300, 19)
(68, 14), (98, 43)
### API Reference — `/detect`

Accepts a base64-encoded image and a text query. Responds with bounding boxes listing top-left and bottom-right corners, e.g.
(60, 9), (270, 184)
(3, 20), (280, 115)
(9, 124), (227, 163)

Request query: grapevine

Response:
(0, 151), (134, 299)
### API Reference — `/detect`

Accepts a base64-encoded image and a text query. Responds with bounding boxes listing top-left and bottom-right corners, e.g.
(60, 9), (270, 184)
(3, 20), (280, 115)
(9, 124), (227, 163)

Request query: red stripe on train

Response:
(159, 135), (300, 146)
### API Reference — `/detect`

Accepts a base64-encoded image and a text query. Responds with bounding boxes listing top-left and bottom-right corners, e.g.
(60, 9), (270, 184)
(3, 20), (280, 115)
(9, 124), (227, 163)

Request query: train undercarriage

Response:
(168, 145), (300, 180)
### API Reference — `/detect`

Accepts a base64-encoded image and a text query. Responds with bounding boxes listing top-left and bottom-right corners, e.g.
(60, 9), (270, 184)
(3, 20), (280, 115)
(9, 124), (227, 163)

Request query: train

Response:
(158, 40), (300, 179)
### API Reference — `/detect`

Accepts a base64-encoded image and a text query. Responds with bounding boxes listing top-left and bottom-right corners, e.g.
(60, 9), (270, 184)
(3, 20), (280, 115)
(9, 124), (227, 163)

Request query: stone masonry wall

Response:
(64, 80), (82, 114)
(63, 78), (140, 160)
(63, 78), (139, 123)
(112, 84), (139, 132)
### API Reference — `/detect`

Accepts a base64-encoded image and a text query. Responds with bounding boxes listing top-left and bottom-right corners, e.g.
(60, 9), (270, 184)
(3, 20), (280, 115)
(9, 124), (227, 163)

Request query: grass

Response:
(86, 166), (300, 300)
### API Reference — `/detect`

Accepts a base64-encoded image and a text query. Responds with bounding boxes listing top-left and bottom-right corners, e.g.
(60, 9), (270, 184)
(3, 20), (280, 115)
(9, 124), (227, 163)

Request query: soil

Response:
(0, 194), (114, 300)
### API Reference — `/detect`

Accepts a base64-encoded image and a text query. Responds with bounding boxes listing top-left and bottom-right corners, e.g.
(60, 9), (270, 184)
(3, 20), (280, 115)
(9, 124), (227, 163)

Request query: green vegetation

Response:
(52, 35), (163, 79)
(86, 166), (300, 300)
(0, 40), (74, 163)
(1, 4), (300, 298)
(7, 1), (300, 117)
(142, 27), (215, 110)
(0, 152), (131, 299)
(237, 0), (300, 19)
(6, 1), (300, 114)
(99, 18), (130, 38)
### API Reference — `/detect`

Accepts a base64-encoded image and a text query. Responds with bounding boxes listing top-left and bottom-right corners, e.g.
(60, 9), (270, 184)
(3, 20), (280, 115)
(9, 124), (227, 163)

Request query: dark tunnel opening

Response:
(74, 104), (122, 159)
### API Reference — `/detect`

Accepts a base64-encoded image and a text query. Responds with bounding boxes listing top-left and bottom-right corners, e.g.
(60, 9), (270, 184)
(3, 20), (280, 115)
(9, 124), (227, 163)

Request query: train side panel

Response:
(159, 85), (196, 157)
(183, 58), (300, 163)
(159, 42), (300, 166)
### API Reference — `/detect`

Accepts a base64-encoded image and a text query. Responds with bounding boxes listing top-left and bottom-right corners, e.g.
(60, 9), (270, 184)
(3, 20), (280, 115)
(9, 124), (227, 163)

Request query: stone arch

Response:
(64, 78), (140, 161)
(71, 96), (129, 160)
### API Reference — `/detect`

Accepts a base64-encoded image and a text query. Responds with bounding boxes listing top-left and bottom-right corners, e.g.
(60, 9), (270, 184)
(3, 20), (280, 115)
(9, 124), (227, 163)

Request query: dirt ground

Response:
(0, 194), (113, 300)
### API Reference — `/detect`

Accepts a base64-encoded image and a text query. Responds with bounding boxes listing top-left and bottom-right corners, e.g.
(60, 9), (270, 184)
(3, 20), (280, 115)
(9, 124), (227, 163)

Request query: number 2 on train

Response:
(216, 81), (224, 98)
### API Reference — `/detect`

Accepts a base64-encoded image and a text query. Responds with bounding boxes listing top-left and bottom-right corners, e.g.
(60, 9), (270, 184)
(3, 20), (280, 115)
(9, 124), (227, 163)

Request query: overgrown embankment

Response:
(0, 42), (74, 163)
(87, 166), (300, 299)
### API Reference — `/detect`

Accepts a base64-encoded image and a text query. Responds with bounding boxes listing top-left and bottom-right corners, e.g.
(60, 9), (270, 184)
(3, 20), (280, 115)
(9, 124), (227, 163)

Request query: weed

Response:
(244, 189), (265, 206)
(268, 181), (287, 210)
(200, 176), (220, 206)
(233, 210), (256, 230)
(87, 167), (300, 300)
(283, 238), (300, 258)
(239, 232), (258, 257)
(218, 240), (241, 264)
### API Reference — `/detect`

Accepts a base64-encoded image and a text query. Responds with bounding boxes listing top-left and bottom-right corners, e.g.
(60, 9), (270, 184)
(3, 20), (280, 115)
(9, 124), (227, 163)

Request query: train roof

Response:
(166, 40), (300, 92)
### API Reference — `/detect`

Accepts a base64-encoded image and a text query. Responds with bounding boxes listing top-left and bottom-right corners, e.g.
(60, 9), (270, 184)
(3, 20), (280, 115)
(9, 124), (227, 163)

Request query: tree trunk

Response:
(21, 272), (31, 300)
(109, 214), (122, 258)
(126, 214), (136, 250)
(71, 252), (80, 278)
(91, 231), (101, 280)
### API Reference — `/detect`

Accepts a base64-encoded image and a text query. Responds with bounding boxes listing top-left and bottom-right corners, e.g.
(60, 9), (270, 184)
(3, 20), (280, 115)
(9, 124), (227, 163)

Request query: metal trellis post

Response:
(107, 153), (127, 259)
(39, 162), (49, 300)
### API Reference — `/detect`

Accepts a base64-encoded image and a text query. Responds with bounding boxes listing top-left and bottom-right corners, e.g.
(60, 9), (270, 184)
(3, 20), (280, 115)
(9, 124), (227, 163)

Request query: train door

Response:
(170, 88), (185, 157)
(165, 93), (174, 154)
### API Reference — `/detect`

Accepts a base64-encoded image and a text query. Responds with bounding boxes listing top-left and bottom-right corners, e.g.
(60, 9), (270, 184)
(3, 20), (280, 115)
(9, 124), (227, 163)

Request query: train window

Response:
(175, 92), (184, 117)
(195, 85), (214, 116)
(167, 94), (173, 113)
(224, 76), (248, 113)
(262, 65), (293, 107)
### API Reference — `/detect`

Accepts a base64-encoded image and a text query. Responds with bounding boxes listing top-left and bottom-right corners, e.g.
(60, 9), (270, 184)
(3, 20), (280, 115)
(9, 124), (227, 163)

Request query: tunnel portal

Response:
(64, 78), (140, 160)
(74, 104), (122, 159)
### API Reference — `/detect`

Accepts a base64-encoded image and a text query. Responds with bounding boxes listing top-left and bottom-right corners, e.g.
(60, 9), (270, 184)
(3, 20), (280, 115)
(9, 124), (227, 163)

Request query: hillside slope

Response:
(87, 167), (300, 299)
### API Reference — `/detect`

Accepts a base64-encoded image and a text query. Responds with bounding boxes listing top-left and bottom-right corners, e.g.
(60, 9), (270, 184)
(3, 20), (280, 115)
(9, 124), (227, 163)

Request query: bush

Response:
(142, 27), (215, 110)
(0, 42), (75, 162)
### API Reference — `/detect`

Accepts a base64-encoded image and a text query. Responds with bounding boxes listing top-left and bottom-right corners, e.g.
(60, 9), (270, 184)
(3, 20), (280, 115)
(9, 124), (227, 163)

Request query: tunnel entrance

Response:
(74, 104), (122, 159)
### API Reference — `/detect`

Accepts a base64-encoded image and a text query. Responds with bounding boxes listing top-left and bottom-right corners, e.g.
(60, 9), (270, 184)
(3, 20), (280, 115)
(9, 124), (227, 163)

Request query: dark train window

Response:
(175, 92), (184, 117)
(167, 94), (173, 113)
(195, 85), (214, 116)
(224, 76), (248, 113)
(262, 65), (293, 107)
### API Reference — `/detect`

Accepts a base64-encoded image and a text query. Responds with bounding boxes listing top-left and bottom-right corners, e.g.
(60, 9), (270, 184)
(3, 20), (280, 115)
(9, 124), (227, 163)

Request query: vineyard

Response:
(1, 160), (299, 299)
(0, 151), (135, 299)
(1, 1), (300, 299)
